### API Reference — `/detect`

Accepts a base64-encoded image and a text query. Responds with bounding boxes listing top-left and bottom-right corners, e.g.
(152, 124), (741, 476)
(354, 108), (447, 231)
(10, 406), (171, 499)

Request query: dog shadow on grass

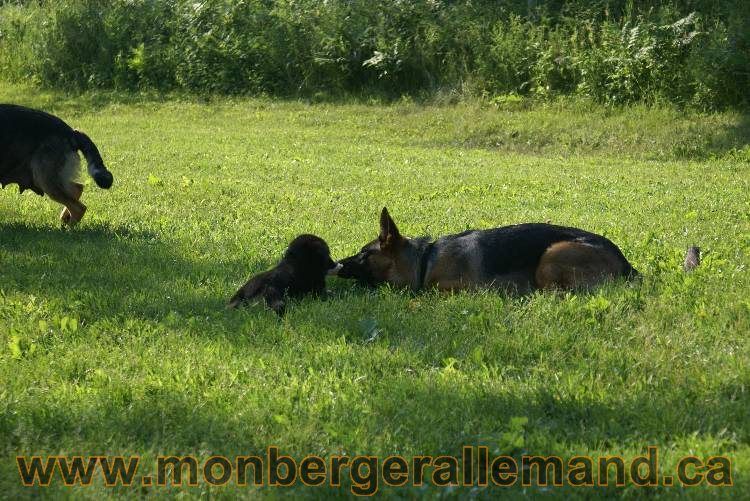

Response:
(0, 221), (377, 332)
(0, 222), (264, 322)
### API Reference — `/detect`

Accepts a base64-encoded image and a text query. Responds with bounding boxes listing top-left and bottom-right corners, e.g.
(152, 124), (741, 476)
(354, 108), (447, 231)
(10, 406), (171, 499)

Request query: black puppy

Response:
(228, 234), (339, 316)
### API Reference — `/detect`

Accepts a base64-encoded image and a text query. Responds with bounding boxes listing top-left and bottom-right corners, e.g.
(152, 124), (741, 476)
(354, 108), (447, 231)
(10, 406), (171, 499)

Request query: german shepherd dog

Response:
(228, 234), (339, 316)
(331, 208), (640, 293)
(0, 104), (113, 225)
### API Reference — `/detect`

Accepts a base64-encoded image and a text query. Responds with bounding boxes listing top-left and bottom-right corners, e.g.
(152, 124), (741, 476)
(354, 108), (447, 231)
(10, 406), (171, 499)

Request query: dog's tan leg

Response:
(32, 145), (86, 226)
(535, 241), (626, 290)
(69, 181), (84, 200)
(60, 182), (84, 223)
(48, 188), (87, 226)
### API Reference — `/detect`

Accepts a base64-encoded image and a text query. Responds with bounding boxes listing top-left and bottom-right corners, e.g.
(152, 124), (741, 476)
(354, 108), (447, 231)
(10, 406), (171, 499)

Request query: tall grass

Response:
(0, 0), (748, 108)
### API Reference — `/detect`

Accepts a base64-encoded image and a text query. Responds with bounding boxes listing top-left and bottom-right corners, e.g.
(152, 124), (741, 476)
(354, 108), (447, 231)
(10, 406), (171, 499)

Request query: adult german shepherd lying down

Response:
(332, 207), (640, 293)
(0, 104), (113, 225)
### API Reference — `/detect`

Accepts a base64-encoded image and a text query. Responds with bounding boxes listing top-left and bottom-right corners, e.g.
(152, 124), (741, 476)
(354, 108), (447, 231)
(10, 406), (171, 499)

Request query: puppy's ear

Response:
(379, 207), (402, 250)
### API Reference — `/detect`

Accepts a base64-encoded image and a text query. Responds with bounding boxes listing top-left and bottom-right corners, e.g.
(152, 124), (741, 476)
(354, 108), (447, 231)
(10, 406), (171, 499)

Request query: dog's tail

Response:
(627, 246), (699, 281)
(73, 130), (113, 189)
(684, 246), (701, 272)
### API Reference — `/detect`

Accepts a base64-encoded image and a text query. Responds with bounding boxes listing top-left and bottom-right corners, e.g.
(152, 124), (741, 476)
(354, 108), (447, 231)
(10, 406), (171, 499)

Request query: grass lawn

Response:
(1, 84), (748, 498)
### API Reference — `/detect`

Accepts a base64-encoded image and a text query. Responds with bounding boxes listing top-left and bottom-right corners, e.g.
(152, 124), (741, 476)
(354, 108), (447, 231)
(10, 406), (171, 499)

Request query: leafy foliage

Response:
(0, 0), (748, 107)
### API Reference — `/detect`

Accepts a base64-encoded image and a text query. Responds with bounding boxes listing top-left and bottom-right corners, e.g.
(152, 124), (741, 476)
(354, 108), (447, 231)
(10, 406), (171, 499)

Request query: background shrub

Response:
(0, 0), (747, 108)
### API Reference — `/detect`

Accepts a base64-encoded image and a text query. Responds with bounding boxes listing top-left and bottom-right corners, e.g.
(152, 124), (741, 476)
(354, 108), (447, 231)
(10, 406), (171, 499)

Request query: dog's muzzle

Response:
(328, 262), (343, 276)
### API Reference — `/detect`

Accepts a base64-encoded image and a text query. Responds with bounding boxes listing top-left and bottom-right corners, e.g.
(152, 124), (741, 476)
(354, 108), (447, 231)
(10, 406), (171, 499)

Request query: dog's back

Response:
(423, 223), (635, 292)
(0, 104), (71, 137)
(467, 223), (632, 277)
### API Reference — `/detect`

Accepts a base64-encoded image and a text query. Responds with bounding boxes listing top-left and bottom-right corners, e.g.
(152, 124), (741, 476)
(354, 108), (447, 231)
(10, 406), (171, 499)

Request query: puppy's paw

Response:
(269, 299), (286, 317)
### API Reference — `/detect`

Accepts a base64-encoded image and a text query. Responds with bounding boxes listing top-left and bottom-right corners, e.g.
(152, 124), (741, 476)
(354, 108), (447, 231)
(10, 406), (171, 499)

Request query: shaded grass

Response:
(1, 84), (749, 498)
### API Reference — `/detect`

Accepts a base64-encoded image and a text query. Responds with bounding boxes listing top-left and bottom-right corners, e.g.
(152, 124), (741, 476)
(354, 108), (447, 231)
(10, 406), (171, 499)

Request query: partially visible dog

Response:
(0, 104), (113, 225)
(684, 246), (701, 272)
(228, 234), (339, 316)
(332, 207), (641, 293)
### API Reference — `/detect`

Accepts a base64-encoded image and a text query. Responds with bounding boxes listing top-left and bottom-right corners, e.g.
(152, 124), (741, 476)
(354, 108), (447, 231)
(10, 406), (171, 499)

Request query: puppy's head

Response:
(284, 234), (337, 274)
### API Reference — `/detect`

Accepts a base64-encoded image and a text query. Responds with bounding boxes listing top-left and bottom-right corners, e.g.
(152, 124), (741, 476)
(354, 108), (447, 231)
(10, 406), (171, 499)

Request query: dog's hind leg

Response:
(263, 286), (286, 316)
(48, 183), (86, 226)
(59, 180), (85, 224)
(32, 143), (86, 226)
(68, 181), (84, 200)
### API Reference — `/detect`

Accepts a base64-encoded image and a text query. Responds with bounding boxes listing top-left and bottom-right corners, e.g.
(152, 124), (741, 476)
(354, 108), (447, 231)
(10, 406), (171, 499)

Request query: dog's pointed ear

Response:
(379, 207), (402, 249)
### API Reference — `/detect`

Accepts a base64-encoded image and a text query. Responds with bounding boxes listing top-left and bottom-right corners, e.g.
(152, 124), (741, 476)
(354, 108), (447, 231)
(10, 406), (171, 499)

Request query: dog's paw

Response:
(60, 207), (82, 226)
(60, 207), (72, 225)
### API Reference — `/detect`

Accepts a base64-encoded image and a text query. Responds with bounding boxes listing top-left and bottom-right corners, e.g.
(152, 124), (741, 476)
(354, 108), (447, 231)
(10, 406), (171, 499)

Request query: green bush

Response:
(0, 0), (747, 108)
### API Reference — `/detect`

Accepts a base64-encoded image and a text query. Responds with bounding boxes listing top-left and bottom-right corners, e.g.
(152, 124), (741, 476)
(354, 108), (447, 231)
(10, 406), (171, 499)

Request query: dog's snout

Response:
(328, 262), (343, 276)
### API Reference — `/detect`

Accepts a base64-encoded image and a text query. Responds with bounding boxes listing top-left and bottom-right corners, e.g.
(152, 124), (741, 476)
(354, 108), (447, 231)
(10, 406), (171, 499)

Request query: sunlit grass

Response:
(1, 84), (748, 498)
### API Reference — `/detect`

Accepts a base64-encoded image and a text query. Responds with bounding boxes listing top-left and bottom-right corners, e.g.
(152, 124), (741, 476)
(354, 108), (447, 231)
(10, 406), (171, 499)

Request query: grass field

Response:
(1, 84), (749, 498)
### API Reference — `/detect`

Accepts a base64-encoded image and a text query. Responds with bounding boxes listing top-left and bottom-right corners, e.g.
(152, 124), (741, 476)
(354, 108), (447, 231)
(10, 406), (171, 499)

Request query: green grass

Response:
(1, 84), (749, 499)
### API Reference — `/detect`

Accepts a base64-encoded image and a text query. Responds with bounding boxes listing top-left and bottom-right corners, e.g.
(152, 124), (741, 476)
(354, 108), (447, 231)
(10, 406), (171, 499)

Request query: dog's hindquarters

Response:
(30, 137), (87, 224)
(535, 241), (630, 290)
(474, 225), (636, 292)
(228, 270), (288, 316)
(1, 104), (113, 225)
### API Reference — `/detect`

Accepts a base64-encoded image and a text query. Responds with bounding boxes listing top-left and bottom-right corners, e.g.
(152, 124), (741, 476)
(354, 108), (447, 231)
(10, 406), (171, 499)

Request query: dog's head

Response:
(332, 207), (417, 288)
(285, 234), (338, 274)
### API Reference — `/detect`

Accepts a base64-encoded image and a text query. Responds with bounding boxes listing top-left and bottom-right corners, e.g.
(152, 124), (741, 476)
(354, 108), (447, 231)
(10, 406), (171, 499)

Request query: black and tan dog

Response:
(228, 234), (339, 316)
(332, 207), (640, 293)
(1, 104), (113, 225)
